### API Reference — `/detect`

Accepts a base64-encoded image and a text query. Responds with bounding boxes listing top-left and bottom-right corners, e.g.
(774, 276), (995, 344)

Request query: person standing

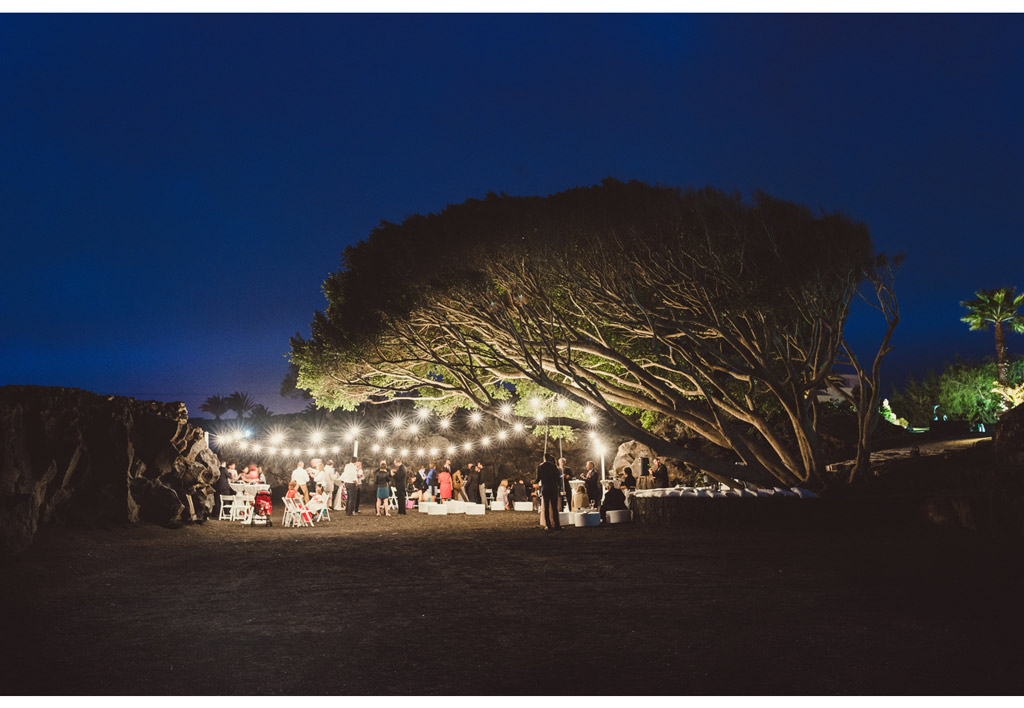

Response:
(464, 463), (479, 503)
(425, 463), (437, 501)
(393, 457), (409, 515)
(290, 461), (310, 503)
(453, 467), (467, 502)
(475, 462), (487, 506)
(651, 458), (669, 489)
(323, 459), (336, 508)
(439, 465), (453, 502)
(535, 453), (562, 530)
(583, 460), (601, 509)
(340, 457), (359, 515)
(374, 462), (392, 517)
(558, 457), (573, 511)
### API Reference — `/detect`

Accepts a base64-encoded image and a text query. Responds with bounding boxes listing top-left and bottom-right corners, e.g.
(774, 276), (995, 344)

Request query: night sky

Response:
(2, 14), (1022, 419)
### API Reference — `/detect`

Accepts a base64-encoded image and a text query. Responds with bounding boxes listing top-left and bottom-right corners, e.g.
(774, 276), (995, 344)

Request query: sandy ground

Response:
(2, 505), (1023, 696)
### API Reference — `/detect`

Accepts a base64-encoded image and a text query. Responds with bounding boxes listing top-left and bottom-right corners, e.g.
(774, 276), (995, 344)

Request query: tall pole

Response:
(353, 439), (359, 458)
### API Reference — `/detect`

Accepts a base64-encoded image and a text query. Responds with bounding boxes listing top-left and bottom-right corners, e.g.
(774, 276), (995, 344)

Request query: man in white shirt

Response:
(339, 457), (360, 515)
(290, 461), (310, 503)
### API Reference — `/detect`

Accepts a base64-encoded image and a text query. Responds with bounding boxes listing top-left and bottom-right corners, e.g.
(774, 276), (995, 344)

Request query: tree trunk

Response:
(995, 321), (1008, 385)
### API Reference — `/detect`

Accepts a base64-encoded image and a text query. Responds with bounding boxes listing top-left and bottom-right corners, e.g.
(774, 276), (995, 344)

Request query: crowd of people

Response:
(216, 451), (663, 525)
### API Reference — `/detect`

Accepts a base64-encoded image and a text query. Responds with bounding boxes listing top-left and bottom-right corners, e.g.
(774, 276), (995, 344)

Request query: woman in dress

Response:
(374, 462), (392, 517)
(495, 479), (510, 510)
(452, 467), (467, 502)
(307, 482), (329, 521)
(438, 465), (453, 502)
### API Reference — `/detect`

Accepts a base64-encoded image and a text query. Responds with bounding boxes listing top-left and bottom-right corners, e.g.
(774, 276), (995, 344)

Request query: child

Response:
(286, 480), (313, 524)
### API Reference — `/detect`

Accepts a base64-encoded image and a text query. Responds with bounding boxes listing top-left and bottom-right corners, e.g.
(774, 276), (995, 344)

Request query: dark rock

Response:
(0, 386), (220, 556)
(993, 403), (1024, 465)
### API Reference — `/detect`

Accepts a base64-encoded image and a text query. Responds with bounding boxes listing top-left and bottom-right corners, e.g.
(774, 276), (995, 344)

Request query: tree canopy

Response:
(292, 179), (879, 486)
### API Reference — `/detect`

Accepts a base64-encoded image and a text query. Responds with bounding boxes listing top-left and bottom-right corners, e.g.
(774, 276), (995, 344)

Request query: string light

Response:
(310, 431), (324, 444)
(446, 446), (456, 455)
(390, 415), (404, 429)
(331, 446), (340, 454)
(499, 403), (513, 416)
(408, 423), (420, 435)
(439, 418), (451, 430)
(481, 436), (491, 447)
(497, 430), (507, 441)
(416, 448), (425, 457)
(514, 422), (524, 433)
(463, 442), (473, 452)
(417, 408), (430, 420)
(270, 433), (285, 445)
(470, 411), (482, 424)
(372, 444), (381, 453)
(385, 447), (394, 456)
(399, 448), (409, 458)
(429, 447), (439, 457)
(376, 428), (388, 439)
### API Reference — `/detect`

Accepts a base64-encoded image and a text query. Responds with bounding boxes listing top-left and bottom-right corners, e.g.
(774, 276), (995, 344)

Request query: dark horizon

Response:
(2, 14), (1022, 419)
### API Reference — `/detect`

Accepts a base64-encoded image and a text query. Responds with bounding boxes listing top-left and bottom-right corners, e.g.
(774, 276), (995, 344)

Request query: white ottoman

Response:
(513, 501), (533, 512)
(606, 509), (630, 524)
(558, 511), (574, 526)
(466, 504), (486, 516)
(574, 512), (601, 527)
(427, 503), (448, 515)
(447, 501), (466, 514)
(490, 501), (506, 511)
(418, 501), (435, 513)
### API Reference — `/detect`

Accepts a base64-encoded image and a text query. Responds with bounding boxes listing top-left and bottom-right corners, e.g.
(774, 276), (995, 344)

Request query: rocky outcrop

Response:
(1, 386), (220, 556)
(993, 403), (1024, 465)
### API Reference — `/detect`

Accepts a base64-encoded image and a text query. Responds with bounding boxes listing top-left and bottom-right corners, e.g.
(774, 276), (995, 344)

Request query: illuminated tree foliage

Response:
(960, 287), (1024, 385)
(292, 180), (886, 487)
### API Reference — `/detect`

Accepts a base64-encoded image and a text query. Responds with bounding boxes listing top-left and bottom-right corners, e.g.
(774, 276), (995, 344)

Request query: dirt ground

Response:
(2, 505), (1023, 696)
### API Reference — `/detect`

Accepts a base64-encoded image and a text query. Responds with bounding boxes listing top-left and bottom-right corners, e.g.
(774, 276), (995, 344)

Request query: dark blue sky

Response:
(2, 14), (1022, 418)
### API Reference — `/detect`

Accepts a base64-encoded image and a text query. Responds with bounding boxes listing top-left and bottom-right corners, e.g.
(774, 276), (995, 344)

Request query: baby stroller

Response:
(252, 490), (273, 526)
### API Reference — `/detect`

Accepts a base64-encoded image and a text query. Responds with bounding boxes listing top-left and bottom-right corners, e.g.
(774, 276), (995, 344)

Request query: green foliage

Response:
(960, 287), (1024, 333)
(890, 357), (1024, 427)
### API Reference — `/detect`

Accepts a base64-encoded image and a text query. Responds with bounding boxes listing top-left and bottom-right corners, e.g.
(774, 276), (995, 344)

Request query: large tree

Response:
(292, 180), (889, 487)
(960, 287), (1024, 385)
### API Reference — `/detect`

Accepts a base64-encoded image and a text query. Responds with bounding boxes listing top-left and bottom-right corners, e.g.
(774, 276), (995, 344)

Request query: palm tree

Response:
(249, 403), (275, 423)
(199, 394), (230, 420)
(225, 392), (256, 420)
(961, 287), (1024, 385)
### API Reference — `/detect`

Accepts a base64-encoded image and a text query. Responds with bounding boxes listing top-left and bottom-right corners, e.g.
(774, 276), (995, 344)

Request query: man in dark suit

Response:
(464, 464), (480, 503)
(651, 458), (669, 489)
(535, 452), (562, 530)
(392, 458), (409, 515)
(600, 481), (628, 521)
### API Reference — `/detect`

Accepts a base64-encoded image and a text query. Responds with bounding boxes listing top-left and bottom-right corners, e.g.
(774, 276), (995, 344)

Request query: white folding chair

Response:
(230, 494), (252, 523)
(282, 496), (305, 527)
(218, 495), (234, 521)
(313, 499), (331, 522)
(387, 487), (399, 511)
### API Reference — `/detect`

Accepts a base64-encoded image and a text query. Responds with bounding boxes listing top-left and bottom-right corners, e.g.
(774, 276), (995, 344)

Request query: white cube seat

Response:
(427, 503), (448, 515)
(513, 501), (533, 512)
(490, 501), (506, 511)
(466, 504), (486, 516)
(558, 511), (574, 526)
(418, 501), (435, 512)
(606, 509), (630, 524)
(574, 512), (601, 527)
(447, 501), (466, 514)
